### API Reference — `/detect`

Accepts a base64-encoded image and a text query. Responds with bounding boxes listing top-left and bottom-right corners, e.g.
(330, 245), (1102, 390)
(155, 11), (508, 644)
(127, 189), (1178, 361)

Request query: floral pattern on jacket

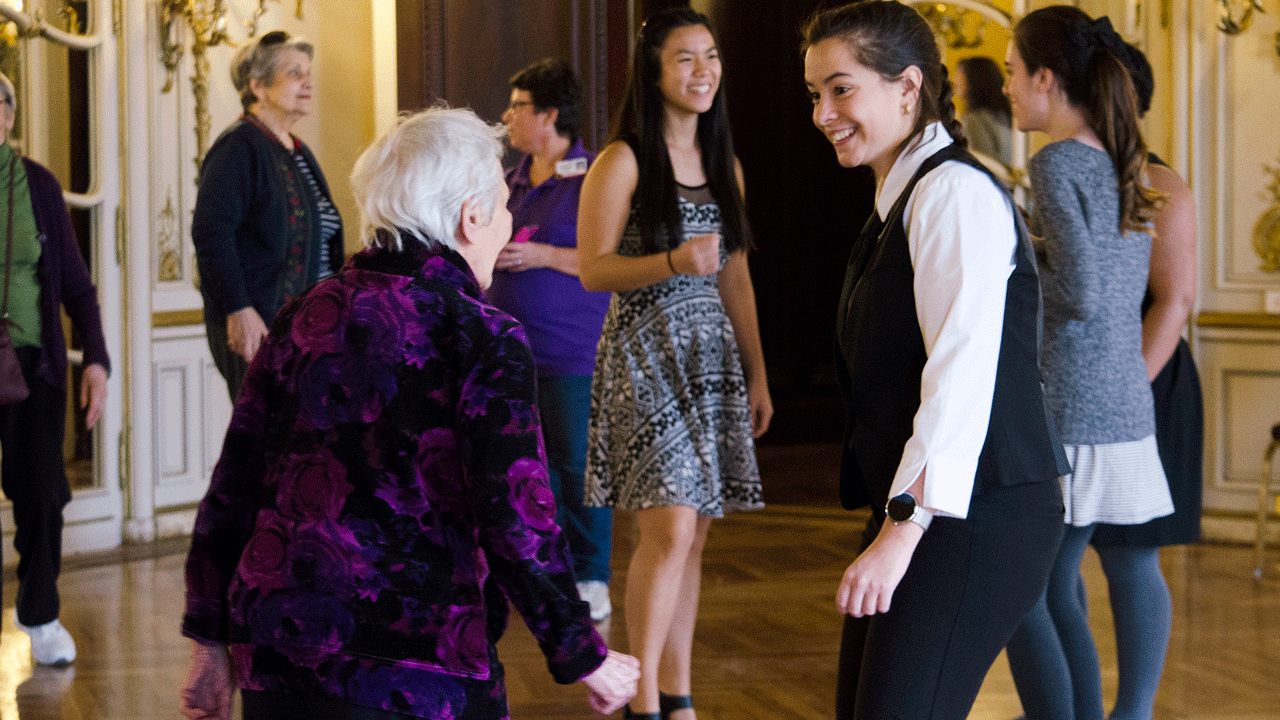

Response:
(182, 240), (606, 716)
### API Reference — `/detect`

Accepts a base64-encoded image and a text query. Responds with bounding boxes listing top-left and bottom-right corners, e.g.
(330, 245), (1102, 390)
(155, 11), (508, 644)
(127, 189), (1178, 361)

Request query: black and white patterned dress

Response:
(584, 186), (762, 518)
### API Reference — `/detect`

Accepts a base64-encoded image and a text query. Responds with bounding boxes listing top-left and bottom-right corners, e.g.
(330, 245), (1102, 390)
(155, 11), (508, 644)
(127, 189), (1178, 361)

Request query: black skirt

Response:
(1092, 338), (1203, 546)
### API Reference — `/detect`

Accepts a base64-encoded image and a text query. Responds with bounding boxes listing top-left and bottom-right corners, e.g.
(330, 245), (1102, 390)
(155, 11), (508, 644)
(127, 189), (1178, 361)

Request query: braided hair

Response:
(801, 2), (968, 152)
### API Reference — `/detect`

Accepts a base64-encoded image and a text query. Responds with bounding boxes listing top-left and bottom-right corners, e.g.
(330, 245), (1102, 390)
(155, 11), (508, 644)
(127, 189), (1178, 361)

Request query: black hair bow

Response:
(1065, 17), (1128, 76)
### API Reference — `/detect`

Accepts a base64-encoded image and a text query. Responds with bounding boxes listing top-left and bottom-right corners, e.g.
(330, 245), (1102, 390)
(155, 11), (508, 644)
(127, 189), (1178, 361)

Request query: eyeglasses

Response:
(505, 100), (536, 113)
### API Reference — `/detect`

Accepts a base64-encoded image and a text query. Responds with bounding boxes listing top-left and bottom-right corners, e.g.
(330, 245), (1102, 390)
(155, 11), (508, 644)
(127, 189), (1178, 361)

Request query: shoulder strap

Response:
(3, 152), (17, 317)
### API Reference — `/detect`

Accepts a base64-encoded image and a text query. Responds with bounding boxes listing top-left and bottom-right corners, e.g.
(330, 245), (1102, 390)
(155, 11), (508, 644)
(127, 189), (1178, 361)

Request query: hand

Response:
(496, 240), (548, 273)
(226, 307), (269, 363)
(179, 642), (234, 720)
(581, 650), (640, 715)
(80, 363), (108, 430)
(835, 520), (922, 618)
(672, 234), (720, 276)
(748, 378), (773, 438)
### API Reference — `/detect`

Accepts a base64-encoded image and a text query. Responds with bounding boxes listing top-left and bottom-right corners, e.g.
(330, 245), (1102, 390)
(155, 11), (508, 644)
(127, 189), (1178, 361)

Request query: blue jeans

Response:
(538, 375), (612, 583)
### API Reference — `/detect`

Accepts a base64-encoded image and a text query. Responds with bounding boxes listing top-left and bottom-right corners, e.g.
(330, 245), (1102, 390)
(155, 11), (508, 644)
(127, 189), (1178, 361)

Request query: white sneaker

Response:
(14, 615), (77, 666)
(576, 580), (612, 622)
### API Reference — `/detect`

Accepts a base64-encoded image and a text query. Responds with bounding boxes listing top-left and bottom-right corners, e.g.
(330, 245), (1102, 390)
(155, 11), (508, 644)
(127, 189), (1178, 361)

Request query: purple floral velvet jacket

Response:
(182, 239), (606, 713)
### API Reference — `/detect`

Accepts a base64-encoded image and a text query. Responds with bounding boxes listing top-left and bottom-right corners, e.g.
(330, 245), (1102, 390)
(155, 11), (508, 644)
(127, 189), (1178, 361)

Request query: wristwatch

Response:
(886, 492), (933, 532)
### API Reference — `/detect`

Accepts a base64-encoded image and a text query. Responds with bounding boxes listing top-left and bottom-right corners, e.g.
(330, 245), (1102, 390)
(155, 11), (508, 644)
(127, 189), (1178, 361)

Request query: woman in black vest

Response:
(801, 4), (1069, 717)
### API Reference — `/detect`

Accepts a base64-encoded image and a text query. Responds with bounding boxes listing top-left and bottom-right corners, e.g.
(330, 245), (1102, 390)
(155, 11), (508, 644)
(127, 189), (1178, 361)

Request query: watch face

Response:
(887, 493), (916, 522)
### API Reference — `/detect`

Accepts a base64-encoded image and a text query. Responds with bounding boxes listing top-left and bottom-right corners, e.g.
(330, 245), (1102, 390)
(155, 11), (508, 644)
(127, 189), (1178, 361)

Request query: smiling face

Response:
(1003, 41), (1051, 133)
(252, 48), (313, 120)
(804, 38), (918, 179)
(656, 24), (721, 117)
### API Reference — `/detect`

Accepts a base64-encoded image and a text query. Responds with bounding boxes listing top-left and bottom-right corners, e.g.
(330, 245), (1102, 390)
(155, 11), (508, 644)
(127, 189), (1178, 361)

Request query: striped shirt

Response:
(292, 150), (341, 279)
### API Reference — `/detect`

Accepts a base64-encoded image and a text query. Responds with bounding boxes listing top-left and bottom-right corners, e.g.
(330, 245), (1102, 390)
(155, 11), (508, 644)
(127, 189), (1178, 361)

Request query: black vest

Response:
(834, 144), (1069, 512)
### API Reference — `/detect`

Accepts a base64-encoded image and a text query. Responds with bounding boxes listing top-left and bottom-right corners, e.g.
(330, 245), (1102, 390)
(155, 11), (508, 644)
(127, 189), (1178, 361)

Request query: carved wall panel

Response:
(1197, 328), (1280, 515)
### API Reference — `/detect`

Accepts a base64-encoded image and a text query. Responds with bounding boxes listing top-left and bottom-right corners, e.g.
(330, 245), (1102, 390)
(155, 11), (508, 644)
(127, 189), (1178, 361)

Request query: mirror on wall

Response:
(909, 1), (1020, 190)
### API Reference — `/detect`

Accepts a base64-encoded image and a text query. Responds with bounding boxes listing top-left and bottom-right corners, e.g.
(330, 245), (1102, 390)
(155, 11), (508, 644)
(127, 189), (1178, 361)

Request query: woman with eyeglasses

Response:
(487, 58), (615, 623)
(192, 30), (343, 400)
(0, 71), (109, 668)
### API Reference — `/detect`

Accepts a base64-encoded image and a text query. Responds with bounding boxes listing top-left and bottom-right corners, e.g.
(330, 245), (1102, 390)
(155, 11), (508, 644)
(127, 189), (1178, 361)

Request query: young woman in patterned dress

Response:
(577, 8), (772, 719)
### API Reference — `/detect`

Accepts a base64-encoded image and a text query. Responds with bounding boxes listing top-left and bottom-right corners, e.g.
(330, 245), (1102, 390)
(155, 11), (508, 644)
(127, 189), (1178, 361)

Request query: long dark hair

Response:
(613, 8), (747, 253)
(801, 2), (967, 153)
(957, 56), (1011, 120)
(1014, 7), (1161, 233)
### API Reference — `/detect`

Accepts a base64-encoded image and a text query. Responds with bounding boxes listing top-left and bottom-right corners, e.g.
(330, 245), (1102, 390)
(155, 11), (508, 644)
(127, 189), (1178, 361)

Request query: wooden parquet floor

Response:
(3, 444), (1280, 719)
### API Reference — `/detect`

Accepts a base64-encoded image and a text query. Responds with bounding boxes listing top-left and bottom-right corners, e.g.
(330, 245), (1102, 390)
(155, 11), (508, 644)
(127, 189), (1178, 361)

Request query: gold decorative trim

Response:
(156, 191), (182, 282)
(153, 309), (205, 327)
(1217, 0), (1264, 35)
(1254, 160), (1280, 273)
(160, 0), (230, 176)
(1197, 311), (1280, 330)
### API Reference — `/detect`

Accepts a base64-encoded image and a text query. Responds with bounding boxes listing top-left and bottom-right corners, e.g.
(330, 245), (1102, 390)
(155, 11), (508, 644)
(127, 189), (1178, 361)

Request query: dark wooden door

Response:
(396, 0), (628, 150)
(701, 0), (875, 443)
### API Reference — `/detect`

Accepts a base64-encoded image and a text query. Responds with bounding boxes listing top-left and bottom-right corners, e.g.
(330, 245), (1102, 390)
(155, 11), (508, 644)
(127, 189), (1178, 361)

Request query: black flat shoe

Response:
(623, 706), (661, 720)
(658, 692), (694, 719)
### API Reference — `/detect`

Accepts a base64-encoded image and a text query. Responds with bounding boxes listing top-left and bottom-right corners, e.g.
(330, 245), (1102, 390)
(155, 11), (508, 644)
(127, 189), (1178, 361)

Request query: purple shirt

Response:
(486, 140), (609, 378)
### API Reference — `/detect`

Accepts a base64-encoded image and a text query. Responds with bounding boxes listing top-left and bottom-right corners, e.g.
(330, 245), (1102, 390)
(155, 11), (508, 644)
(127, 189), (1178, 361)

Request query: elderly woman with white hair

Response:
(180, 106), (639, 720)
(192, 30), (343, 401)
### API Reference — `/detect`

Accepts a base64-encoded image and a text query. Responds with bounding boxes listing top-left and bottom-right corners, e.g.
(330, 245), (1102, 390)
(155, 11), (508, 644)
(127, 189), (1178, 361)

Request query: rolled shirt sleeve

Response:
(888, 166), (1017, 519)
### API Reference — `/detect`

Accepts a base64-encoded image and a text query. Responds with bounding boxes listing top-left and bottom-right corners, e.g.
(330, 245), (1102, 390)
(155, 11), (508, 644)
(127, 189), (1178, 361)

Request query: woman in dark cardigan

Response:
(180, 106), (638, 720)
(192, 30), (343, 400)
(0, 71), (109, 667)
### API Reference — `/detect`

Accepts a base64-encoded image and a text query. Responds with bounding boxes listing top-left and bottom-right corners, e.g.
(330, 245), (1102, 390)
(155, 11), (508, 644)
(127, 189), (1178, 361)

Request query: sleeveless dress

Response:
(583, 184), (763, 518)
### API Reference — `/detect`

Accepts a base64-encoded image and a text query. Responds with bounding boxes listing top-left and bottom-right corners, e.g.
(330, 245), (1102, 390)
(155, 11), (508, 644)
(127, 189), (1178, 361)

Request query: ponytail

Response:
(1086, 49), (1162, 233)
(1014, 7), (1165, 234)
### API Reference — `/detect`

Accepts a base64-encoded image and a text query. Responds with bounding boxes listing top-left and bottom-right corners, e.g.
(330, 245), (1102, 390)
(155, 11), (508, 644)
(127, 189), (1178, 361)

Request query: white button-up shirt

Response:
(874, 122), (1018, 519)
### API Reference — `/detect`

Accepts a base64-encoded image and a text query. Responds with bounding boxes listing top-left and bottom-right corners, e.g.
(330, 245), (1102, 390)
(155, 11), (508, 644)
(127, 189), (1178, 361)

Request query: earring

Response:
(902, 104), (912, 115)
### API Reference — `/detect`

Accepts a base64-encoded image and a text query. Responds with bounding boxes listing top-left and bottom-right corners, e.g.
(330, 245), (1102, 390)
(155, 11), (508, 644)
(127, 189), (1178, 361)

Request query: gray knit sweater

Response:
(1030, 140), (1154, 445)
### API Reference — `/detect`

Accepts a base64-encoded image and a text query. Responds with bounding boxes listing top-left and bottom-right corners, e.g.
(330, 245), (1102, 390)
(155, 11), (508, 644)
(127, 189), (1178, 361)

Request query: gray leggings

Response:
(1006, 524), (1171, 720)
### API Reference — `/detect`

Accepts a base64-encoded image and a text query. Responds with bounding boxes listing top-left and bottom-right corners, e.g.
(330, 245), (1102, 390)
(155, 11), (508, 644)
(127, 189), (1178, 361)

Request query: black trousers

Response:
(241, 690), (420, 720)
(835, 479), (1065, 719)
(0, 346), (72, 628)
(205, 315), (249, 401)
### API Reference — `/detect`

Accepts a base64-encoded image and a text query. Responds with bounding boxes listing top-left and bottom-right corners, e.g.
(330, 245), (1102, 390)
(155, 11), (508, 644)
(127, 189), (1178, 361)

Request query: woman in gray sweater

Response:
(1002, 8), (1173, 720)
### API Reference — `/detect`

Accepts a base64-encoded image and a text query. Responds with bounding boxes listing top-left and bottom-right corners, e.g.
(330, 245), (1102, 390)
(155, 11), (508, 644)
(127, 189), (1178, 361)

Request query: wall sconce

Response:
(159, 0), (230, 177)
(1217, 0), (1265, 34)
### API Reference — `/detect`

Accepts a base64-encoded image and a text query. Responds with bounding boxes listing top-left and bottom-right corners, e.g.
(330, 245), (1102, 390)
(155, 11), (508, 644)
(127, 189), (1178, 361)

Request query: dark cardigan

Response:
(191, 119), (343, 324)
(22, 157), (110, 388)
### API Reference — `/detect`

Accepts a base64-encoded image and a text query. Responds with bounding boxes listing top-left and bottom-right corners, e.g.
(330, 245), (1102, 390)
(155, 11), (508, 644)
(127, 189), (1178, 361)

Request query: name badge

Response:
(555, 157), (588, 178)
